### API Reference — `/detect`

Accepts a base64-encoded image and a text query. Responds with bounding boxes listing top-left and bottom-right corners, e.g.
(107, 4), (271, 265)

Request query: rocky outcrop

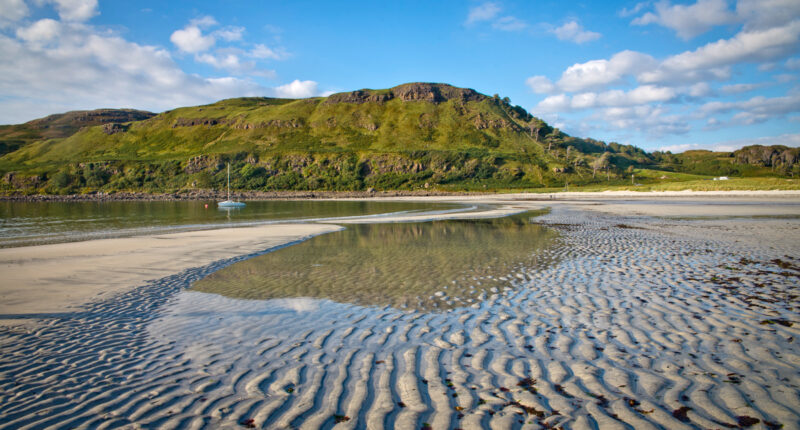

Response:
(172, 117), (226, 127)
(324, 83), (487, 105)
(392, 83), (485, 103)
(101, 123), (127, 135)
(361, 154), (425, 176)
(325, 90), (394, 104)
(184, 155), (221, 174)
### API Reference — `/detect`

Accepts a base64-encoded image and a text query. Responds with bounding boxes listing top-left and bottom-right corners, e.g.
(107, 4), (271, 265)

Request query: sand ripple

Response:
(1, 207), (799, 429)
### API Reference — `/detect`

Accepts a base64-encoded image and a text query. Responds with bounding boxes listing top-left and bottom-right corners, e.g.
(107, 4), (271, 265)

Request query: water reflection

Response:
(192, 211), (559, 311)
(0, 200), (457, 247)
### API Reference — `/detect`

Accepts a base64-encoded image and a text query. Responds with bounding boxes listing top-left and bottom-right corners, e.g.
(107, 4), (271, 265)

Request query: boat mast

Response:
(227, 163), (231, 201)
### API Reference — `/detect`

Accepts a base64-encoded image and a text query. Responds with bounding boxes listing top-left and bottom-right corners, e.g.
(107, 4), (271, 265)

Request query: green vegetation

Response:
(0, 82), (798, 195)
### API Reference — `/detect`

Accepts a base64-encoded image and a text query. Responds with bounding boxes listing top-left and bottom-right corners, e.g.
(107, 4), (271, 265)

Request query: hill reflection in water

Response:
(192, 211), (559, 311)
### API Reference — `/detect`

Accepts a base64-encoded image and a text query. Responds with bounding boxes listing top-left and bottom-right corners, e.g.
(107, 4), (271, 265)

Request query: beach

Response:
(1, 192), (799, 429)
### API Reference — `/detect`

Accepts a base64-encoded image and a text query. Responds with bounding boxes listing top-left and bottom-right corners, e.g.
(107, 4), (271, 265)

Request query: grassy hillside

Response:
(0, 83), (797, 195)
(0, 109), (154, 157)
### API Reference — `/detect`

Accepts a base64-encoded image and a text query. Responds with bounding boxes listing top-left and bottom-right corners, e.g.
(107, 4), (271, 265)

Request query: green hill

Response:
(0, 109), (154, 157)
(0, 83), (797, 194)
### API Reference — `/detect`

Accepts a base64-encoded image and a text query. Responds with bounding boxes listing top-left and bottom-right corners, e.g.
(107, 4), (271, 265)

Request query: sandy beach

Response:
(1, 191), (799, 429)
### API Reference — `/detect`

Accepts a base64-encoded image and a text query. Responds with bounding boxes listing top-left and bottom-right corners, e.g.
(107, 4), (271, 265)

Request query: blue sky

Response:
(0, 0), (798, 152)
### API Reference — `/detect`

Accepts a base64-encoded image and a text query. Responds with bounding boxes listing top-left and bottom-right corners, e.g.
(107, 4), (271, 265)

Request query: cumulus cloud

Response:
(213, 26), (245, 42)
(640, 21), (800, 84)
(0, 0), (29, 26)
(535, 85), (678, 113)
(196, 50), (277, 78)
(47, 0), (98, 22)
(170, 24), (215, 53)
(632, 0), (736, 39)
(0, 14), (320, 123)
(557, 50), (657, 92)
(720, 82), (765, 94)
(466, 2), (501, 24)
(551, 21), (601, 43)
(0, 25), (269, 123)
(736, 0), (800, 31)
(593, 105), (690, 136)
(525, 75), (555, 94)
(699, 92), (800, 117)
(16, 18), (60, 42)
(274, 80), (319, 98)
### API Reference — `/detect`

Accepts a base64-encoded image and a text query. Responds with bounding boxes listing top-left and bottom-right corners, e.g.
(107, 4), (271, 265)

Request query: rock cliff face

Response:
(325, 83), (487, 105)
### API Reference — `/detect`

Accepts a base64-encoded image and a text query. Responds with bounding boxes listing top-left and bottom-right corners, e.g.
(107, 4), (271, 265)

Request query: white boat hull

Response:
(218, 200), (246, 208)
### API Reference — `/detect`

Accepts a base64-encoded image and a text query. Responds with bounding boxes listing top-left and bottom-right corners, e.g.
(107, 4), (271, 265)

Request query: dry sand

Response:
(1, 192), (799, 429)
(0, 223), (342, 320)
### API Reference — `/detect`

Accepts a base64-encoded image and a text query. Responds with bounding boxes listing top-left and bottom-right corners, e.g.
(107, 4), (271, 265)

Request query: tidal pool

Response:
(192, 211), (559, 310)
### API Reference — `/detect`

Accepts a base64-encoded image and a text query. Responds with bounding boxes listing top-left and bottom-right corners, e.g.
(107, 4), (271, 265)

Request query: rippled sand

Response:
(1, 205), (799, 429)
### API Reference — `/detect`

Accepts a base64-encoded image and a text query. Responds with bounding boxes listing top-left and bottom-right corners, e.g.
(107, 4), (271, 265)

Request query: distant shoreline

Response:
(3, 188), (800, 202)
(0, 189), (483, 202)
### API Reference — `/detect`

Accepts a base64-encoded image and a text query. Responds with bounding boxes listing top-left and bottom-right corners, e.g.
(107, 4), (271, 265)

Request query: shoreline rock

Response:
(0, 189), (488, 202)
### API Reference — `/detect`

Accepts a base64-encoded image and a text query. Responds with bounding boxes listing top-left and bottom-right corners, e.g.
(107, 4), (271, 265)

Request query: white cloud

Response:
(274, 80), (319, 98)
(557, 50), (657, 92)
(0, 0), (29, 26)
(535, 85), (678, 112)
(189, 15), (218, 28)
(720, 82), (765, 94)
(786, 57), (800, 70)
(214, 26), (244, 42)
(525, 75), (555, 94)
(534, 94), (570, 113)
(639, 20), (800, 84)
(660, 132), (800, 153)
(16, 18), (60, 42)
(619, 1), (651, 18)
(196, 51), (277, 78)
(632, 0), (736, 40)
(698, 92), (800, 125)
(0, 20), (317, 123)
(594, 105), (689, 135)
(170, 25), (215, 53)
(736, 0), (800, 31)
(465, 2), (525, 31)
(48, 0), (98, 22)
(687, 82), (713, 97)
(551, 21), (601, 43)
(196, 52), (242, 69)
(250, 43), (286, 60)
(466, 2), (501, 24)
(492, 15), (526, 31)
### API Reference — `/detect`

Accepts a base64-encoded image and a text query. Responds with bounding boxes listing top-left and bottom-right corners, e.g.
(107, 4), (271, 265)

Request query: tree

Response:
(529, 124), (540, 141)
(592, 153), (610, 178)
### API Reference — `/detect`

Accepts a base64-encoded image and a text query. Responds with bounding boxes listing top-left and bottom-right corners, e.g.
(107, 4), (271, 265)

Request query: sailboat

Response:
(218, 163), (246, 208)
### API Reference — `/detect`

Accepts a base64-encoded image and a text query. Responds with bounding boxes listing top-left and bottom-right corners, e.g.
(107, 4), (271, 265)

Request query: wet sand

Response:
(1, 193), (799, 429)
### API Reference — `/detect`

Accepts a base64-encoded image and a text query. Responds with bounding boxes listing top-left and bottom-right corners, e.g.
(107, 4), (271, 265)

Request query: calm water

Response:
(0, 200), (459, 248)
(192, 211), (559, 311)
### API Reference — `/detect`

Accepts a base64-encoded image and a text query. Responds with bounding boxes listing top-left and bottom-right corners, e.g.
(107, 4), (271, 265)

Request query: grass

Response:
(1, 83), (797, 195)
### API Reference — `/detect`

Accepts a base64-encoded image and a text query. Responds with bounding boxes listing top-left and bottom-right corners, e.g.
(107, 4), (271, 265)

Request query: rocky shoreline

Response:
(0, 189), (487, 202)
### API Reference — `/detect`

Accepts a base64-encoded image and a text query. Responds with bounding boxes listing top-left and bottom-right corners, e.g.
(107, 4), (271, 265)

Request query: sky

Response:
(0, 0), (798, 152)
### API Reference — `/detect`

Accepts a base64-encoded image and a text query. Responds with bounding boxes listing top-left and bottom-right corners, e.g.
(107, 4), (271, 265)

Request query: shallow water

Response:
(192, 211), (559, 311)
(0, 200), (458, 248)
